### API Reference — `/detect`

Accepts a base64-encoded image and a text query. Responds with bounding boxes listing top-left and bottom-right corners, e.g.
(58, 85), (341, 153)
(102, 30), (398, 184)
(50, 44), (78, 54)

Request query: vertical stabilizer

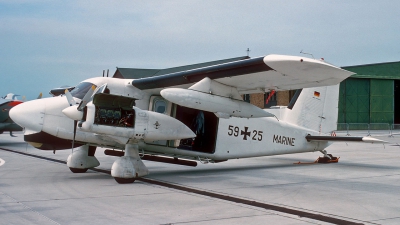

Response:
(283, 84), (339, 134)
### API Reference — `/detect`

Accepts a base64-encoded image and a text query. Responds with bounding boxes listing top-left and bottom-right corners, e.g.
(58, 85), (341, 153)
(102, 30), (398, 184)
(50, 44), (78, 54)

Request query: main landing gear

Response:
(317, 150), (339, 163)
(67, 145), (100, 173)
(66, 143), (148, 184)
(111, 143), (149, 184)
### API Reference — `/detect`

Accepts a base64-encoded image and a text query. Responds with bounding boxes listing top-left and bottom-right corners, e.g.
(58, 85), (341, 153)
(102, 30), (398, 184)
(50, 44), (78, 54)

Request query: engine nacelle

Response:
(161, 88), (274, 118)
(80, 94), (195, 142)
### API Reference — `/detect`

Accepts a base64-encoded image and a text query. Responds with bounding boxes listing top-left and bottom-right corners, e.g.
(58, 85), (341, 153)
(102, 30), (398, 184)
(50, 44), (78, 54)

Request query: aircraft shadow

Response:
(147, 161), (301, 177)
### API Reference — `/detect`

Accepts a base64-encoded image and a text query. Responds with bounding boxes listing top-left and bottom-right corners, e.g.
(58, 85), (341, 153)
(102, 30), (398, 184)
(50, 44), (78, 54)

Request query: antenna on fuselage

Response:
(247, 48), (250, 57)
(300, 50), (314, 59)
(107, 69), (109, 77)
(102, 70), (105, 77)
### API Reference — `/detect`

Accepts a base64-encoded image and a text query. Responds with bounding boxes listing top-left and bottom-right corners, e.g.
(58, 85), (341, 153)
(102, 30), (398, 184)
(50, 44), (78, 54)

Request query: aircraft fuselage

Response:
(10, 77), (328, 161)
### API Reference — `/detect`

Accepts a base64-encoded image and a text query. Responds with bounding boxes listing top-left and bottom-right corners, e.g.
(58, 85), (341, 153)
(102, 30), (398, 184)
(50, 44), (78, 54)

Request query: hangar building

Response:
(339, 62), (400, 125)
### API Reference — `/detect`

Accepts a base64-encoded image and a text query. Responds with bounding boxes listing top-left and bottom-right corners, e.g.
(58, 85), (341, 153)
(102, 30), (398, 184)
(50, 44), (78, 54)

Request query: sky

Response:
(1, 0), (399, 100)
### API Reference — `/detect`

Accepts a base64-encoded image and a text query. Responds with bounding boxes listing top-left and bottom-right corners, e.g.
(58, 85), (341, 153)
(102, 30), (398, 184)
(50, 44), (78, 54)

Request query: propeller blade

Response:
(65, 89), (76, 106)
(72, 120), (77, 150)
(77, 85), (97, 111)
(92, 83), (108, 97)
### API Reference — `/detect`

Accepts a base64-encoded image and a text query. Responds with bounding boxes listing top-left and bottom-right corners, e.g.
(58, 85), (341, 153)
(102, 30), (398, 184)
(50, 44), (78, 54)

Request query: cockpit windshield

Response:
(70, 82), (94, 99)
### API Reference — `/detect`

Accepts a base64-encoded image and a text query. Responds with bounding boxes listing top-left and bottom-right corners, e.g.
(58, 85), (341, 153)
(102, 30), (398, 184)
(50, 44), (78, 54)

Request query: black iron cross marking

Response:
(241, 126), (251, 140)
(154, 121), (160, 129)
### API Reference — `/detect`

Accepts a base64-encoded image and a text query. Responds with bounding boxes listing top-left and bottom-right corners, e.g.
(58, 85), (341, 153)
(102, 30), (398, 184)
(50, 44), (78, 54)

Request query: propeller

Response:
(72, 119), (77, 150)
(62, 84), (108, 150)
(63, 85), (96, 150)
(77, 85), (98, 111)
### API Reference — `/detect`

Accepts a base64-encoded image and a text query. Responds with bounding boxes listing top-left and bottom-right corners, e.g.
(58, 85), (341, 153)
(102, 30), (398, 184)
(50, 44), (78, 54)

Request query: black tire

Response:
(69, 167), (89, 173)
(317, 157), (330, 163)
(114, 177), (136, 184)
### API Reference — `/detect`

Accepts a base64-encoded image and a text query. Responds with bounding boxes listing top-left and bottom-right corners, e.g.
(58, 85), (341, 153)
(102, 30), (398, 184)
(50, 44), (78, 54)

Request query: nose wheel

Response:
(67, 145), (100, 173)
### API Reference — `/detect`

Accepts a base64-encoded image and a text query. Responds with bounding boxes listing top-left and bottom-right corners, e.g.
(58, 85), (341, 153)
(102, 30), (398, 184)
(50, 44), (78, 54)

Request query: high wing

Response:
(131, 54), (354, 93)
(133, 54), (354, 119)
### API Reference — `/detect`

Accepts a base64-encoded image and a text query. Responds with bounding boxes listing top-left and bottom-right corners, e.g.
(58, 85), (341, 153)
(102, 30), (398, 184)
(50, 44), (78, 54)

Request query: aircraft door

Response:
(173, 105), (218, 153)
(146, 95), (218, 152)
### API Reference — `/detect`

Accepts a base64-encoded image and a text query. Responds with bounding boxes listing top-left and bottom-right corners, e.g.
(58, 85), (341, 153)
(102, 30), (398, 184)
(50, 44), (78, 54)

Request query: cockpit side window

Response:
(70, 82), (94, 99)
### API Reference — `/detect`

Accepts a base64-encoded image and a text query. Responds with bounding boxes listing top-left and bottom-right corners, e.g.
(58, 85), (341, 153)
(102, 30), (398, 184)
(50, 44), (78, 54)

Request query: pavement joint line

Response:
(1, 191), (61, 225)
(16, 192), (173, 203)
(0, 147), (366, 225)
(370, 216), (400, 222)
(160, 213), (319, 225)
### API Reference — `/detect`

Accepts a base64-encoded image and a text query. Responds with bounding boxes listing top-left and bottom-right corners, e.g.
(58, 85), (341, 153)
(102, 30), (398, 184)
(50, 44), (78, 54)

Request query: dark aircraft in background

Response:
(1, 93), (42, 136)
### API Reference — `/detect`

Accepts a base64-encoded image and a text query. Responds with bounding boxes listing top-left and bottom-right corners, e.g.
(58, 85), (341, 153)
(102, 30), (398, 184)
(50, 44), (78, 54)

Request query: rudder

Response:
(283, 84), (339, 134)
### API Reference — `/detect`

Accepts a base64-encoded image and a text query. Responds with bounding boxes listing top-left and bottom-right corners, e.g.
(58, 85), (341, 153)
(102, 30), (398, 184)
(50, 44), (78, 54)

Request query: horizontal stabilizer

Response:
(306, 135), (386, 143)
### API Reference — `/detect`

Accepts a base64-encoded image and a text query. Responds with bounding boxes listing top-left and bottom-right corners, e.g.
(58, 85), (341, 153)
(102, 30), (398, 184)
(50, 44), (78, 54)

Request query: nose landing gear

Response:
(67, 145), (100, 173)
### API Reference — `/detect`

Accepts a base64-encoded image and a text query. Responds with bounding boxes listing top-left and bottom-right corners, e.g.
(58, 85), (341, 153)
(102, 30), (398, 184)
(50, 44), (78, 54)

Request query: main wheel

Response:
(114, 177), (136, 184)
(69, 167), (89, 173)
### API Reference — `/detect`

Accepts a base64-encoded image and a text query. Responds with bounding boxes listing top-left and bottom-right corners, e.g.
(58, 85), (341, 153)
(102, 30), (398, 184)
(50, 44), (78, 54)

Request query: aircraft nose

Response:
(9, 99), (45, 132)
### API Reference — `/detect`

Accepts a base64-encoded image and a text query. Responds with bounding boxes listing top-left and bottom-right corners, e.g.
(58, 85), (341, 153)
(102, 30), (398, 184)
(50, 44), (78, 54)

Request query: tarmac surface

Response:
(1, 131), (399, 225)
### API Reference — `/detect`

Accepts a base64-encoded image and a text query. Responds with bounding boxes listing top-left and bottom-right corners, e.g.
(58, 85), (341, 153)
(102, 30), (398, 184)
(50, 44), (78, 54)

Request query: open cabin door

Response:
(147, 96), (218, 153)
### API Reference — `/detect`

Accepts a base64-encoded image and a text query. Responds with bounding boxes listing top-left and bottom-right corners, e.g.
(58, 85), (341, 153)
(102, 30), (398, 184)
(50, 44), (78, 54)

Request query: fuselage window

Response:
(154, 99), (167, 114)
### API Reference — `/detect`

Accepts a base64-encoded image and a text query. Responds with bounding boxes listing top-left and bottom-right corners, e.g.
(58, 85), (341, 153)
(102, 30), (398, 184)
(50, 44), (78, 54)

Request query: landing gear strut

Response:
(111, 143), (149, 184)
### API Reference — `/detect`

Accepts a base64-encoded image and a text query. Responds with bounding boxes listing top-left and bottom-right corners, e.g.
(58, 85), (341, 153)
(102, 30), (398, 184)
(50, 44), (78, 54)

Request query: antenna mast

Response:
(300, 50), (314, 59)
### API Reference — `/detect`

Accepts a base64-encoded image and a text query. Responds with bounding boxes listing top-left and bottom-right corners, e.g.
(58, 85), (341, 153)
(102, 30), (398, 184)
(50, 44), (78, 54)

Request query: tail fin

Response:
(283, 84), (339, 134)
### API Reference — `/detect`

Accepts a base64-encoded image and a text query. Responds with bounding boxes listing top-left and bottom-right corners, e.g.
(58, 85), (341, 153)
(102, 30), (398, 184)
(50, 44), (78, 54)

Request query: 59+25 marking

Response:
(228, 125), (262, 141)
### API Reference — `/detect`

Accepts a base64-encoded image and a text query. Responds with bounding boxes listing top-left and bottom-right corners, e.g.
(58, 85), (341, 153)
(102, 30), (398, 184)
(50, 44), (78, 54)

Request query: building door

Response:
(342, 78), (370, 124)
(370, 79), (394, 124)
(338, 78), (395, 127)
(394, 80), (400, 124)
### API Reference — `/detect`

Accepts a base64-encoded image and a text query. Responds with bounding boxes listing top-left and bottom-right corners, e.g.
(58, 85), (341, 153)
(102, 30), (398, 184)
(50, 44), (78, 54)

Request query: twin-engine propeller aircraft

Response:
(10, 54), (384, 184)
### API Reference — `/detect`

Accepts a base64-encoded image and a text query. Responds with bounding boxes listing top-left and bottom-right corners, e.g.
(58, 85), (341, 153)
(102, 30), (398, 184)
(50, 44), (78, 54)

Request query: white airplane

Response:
(9, 54), (384, 184)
